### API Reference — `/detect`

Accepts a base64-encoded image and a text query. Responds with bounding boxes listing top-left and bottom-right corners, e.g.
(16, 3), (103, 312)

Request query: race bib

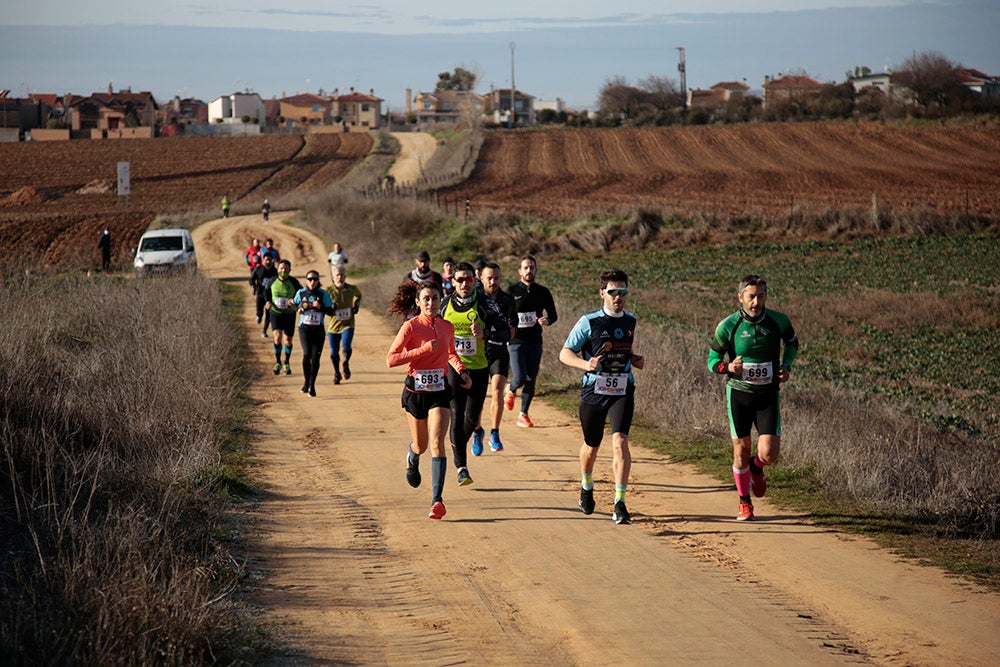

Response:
(517, 311), (538, 328)
(594, 373), (627, 396)
(742, 361), (773, 385)
(414, 368), (445, 392)
(454, 336), (477, 356)
(301, 310), (322, 326)
(274, 296), (290, 309)
(335, 307), (352, 321)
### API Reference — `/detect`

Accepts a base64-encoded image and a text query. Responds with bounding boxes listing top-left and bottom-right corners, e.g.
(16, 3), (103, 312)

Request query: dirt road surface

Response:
(389, 132), (438, 186)
(194, 215), (999, 666)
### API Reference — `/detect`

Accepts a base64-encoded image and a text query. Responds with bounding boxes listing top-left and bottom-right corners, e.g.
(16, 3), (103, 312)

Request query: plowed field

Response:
(448, 124), (1000, 218)
(0, 133), (372, 267)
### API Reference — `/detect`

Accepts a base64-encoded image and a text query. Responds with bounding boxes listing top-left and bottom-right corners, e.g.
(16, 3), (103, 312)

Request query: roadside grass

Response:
(0, 265), (271, 663)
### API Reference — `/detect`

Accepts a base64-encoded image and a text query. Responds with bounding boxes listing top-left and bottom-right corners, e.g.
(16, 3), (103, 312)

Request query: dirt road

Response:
(195, 215), (999, 666)
(389, 132), (438, 186)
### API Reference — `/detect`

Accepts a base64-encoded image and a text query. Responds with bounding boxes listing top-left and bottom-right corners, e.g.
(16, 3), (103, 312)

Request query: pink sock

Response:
(733, 466), (752, 497)
(753, 455), (770, 469)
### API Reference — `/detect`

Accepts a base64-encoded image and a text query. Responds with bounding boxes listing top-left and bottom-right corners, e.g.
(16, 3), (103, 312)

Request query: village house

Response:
(487, 88), (536, 126)
(762, 74), (824, 108)
(332, 88), (383, 129)
(958, 68), (1000, 104)
(687, 81), (750, 108)
(208, 92), (265, 125)
(159, 97), (208, 126)
(63, 88), (158, 139)
(410, 89), (488, 125)
(279, 93), (333, 128)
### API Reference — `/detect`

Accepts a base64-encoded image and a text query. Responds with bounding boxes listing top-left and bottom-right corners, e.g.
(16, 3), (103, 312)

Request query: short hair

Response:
(600, 269), (629, 289)
(453, 261), (475, 275)
(738, 274), (767, 296)
(520, 254), (536, 266)
(483, 262), (501, 272)
(442, 257), (455, 265)
(278, 259), (291, 270)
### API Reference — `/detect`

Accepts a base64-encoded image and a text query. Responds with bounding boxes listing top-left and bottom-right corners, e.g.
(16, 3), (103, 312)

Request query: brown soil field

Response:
(446, 124), (1000, 219)
(0, 133), (372, 267)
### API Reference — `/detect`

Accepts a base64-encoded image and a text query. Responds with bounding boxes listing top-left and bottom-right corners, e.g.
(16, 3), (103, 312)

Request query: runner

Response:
(707, 274), (799, 521)
(387, 280), (471, 520)
(267, 259), (302, 376)
(326, 265), (362, 385)
(249, 253), (278, 336)
(506, 255), (558, 428)
(559, 269), (645, 525)
(327, 242), (348, 282)
(221, 195), (231, 218)
(244, 238), (262, 272)
(293, 270), (335, 397)
(404, 250), (443, 288)
(476, 262), (517, 453)
(260, 238), (280, 264)
(440, 262), (510, 485)
(441, 257), (455, 299)
(261, 198), (271, 222)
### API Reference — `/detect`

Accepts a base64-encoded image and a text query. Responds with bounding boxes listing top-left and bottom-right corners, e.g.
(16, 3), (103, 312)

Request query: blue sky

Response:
(2, 1), (998, 110)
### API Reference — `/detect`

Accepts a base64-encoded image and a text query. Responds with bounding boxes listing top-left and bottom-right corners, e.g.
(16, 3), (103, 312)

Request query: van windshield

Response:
(140, 236), (184, 252)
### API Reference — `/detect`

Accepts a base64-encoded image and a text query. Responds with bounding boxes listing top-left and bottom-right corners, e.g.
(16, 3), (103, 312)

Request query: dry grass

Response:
(0, 264), (262, 663)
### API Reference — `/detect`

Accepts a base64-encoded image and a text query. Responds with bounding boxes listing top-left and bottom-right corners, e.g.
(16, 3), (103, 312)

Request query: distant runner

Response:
(249, 254), (278, 337)
(294, 270), (335, 397)
(707, 274), (799, 521)
(326, 266), (362, 385)
(559, 269), (644, 525)
(267, 259), (302, 376)
(404, 250), (443, 288)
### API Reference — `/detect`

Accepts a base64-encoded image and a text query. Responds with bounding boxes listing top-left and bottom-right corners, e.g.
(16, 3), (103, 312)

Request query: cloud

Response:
(413, 11), (693, 29)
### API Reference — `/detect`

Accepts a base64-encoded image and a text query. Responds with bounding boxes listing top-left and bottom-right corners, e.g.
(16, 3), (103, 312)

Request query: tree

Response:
(597, 75), (642, 119)
(638, 74), (681, 111)
(435, 66), (479, 92)
(893, 51), (967, 115)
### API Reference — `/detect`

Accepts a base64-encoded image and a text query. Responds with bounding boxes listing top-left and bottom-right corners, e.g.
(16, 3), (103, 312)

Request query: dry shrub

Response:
(0, 268), (254, 663)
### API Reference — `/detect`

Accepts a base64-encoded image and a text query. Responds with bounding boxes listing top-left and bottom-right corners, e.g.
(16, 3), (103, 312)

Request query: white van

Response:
(133, 228), (197, 276)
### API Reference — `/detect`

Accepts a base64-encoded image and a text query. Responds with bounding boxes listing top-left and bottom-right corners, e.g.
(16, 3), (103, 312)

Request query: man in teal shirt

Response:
(708, 274), (799, 521)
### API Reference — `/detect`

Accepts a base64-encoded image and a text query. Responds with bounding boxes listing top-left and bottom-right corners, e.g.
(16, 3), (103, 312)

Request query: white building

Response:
(208, 92), (266, 124)
(533, 98), (566, 114)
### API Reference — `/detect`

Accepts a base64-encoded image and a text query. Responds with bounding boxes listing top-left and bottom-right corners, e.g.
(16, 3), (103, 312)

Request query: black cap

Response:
(416, 250), (431, 261)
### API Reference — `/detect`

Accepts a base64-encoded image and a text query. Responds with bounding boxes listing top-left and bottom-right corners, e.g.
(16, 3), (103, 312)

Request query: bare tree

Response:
(638, 74), (681, 111)
(893, 51), (967, 114)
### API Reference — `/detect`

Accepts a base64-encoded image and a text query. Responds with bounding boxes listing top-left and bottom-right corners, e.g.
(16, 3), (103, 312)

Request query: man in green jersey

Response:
(708, 274), (799, 521)
(267, 259), (302, 376)
(440, 261), (510, 486)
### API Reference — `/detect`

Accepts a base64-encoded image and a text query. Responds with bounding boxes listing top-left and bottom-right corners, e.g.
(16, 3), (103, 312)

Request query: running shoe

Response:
(736, 501), (755, 521)
(457, 467), (473, 486)
(256, 315), (262, 324)
(428, 501), (447, 520)
(343, 361), (351, 380)
(750, 467), (767, 498)
(300, 385), (309, 394)
(333, 372), (341, 385)
(272, 362), (282, 375)
(489, 431), (504, 452)
(579, 487), (595, 515)
(283, 363), (292, 375)
(503, 388), (516, 411)
(405, 450), (421, 488)
(471, 427), (485, 456)
(261, 331), (269, 338)
(612, 500), (632, 525)
(516, 413), (534, 428)
(308, 385), (316, 397)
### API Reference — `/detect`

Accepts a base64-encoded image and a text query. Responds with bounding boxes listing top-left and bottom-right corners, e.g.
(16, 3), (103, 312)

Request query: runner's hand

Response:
(586, 355), (602, 372)
(459, 371), (472, 389)
(729, 356), (743, 374)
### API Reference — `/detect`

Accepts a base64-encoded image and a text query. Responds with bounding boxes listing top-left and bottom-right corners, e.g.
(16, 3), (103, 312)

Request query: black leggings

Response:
(448, 367), (489, 469)
(298, 325), (326, 389)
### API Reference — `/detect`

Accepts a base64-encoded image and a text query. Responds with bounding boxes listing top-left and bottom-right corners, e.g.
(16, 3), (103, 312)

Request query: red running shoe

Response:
(429, 501), (447, 520)
(503, 389), (516, 411)
(516, 413), (534, 428)
(736, 501), (755, 521)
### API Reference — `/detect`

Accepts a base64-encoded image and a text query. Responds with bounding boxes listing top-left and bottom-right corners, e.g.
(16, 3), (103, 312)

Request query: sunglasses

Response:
(604, 288), (629, 297)
(454, 276), (476, 284)
(306, 276), (320, 282)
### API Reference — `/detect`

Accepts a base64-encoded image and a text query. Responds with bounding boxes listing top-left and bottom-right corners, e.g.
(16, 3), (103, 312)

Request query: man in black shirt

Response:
(505, 255), (558, 428)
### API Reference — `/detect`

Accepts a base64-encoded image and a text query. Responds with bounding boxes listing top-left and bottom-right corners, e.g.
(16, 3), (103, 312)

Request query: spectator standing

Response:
(98, 229), (112, 272)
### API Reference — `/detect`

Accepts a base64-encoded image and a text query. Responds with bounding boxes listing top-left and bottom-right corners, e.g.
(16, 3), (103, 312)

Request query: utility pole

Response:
(676, 46), (687, 111)
(509, 41), (516, 129)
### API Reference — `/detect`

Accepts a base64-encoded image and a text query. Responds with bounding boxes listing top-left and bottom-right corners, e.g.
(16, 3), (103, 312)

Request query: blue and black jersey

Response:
(564, 308), (637, 405)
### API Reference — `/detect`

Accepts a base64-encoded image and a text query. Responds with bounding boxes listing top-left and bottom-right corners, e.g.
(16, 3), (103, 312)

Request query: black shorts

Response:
(270, 311), (296, 337)
(401, 377), (453, 420)
(486, 343), (510, 378)
(727, 386), (781, 439)
(579, 383), (635, 448)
